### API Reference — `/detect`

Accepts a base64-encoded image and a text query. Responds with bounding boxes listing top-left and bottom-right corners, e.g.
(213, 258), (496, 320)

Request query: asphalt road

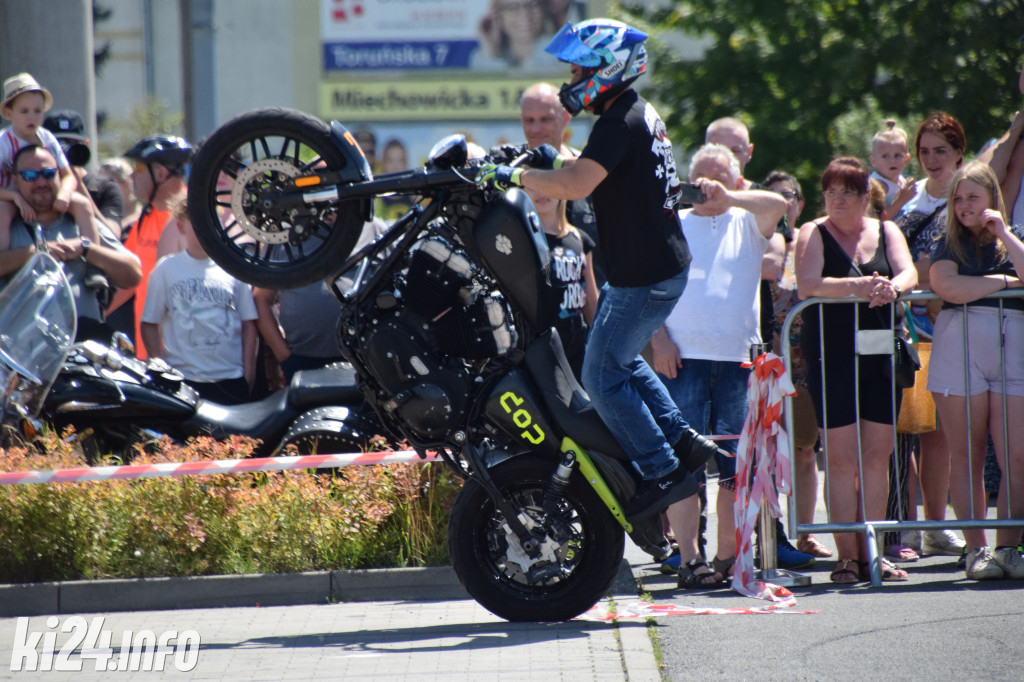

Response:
(636, 488), (1024, 681)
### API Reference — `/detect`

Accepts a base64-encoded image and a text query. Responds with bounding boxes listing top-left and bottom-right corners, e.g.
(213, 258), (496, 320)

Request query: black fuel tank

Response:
(471, 189), (559, 332)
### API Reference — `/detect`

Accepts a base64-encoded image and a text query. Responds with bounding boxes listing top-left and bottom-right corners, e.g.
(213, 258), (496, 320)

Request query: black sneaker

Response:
(625, 465), (699, 519)
(673, 428), (726, 473)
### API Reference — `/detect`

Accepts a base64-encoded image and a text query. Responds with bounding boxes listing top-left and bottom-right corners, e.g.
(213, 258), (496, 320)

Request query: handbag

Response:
(892, 335), (920, 389)
(896, 303), (936, 433)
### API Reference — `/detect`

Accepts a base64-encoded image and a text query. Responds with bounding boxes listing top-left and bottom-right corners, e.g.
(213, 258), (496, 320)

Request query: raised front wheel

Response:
(187, 108), (369, 289)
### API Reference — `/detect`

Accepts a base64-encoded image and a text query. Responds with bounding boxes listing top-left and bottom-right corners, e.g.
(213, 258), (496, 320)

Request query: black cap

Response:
(43, 109), (87, 141)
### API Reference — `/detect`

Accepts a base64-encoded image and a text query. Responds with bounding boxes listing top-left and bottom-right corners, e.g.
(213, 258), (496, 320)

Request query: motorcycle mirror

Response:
(427, 134), (468, 170)
(112, 331), (135, 357)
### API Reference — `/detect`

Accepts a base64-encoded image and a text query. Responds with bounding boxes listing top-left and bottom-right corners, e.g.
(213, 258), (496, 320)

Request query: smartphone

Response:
(679, 182), (705, 205)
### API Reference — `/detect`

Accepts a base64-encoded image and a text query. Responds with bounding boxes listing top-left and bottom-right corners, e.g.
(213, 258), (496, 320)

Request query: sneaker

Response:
(776, 536), (815, 569)
(965, 546), (1004, 580)
(660, 550), (682, 575)
(956, 546), (968, 569)
(625, 466), (699, 519)
(672, 428), (722, 473)
(992, 546), (1024, 579)
(922, 529), (966, 556)
(908, 305), (933, 340)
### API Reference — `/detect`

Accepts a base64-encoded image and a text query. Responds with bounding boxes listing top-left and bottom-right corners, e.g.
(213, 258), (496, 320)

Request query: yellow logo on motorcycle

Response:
(499, 391), (545, 445)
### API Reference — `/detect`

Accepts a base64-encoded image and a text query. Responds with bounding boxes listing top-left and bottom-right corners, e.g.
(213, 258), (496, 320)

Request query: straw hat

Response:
(2, 73), (53, 118)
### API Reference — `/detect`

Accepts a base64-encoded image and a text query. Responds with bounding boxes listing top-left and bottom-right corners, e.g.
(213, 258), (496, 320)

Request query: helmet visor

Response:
(544, 23), (604, 67)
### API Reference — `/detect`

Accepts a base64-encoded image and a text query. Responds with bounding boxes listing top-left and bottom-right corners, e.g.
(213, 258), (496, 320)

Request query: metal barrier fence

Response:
(780, 289), (1024, 585)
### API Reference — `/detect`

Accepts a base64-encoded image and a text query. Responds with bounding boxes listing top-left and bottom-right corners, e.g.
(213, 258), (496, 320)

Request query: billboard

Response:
(321, 0), (587, 73)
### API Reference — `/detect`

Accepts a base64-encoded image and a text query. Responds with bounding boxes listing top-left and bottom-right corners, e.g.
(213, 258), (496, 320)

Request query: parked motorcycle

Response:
(0, 244), (375, 461)
(186, 108), (680, 622)
(44, 344), (374, 462)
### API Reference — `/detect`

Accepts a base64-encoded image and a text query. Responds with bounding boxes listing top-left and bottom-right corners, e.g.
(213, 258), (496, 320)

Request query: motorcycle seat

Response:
(523, 331), (628, 461)
(188, 366), (362, 451)
(287, 365), (363, 409)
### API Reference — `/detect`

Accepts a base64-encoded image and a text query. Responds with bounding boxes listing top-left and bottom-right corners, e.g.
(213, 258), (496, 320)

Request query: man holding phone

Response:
(650, 143), (788, 587)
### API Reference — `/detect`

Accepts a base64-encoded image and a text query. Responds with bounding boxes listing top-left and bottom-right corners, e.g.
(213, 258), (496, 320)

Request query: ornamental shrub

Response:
(0, 432), (458, 583)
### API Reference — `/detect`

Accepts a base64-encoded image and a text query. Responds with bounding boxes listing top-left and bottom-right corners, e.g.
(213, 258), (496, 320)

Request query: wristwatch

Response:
(892, 283), (902, 299)
(80, 237), (92, 259)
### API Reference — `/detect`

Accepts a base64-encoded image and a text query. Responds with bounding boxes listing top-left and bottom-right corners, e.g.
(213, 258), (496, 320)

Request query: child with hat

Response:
(0, 72), (81, 250)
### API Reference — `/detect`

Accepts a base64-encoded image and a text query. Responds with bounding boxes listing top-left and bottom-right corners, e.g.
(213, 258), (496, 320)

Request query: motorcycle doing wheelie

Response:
(186, 107), (706, 622)
(0, 231), (374, 461)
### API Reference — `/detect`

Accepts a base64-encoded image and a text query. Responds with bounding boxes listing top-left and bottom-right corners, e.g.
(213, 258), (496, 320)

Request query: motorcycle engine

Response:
(354, 236), (515, 441)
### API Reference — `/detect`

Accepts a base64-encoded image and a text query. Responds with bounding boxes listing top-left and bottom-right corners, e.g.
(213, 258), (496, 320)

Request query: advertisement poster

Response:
(319, 0), (599, 188)
(321, 0), (588, 72)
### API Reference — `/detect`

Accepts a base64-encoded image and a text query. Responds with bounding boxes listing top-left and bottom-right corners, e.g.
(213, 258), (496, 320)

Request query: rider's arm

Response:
(519, 158), (607, 201)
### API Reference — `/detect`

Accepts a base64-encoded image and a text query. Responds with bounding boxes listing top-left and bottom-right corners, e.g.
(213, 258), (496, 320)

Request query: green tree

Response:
(621, 0), (1024, 213)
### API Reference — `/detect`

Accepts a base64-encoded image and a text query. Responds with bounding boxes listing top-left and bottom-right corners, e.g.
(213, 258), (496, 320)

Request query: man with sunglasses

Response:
(0, 145), (141, 342)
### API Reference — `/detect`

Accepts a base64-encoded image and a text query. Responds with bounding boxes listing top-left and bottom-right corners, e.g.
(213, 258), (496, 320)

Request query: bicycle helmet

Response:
(544, 19), (648, 116)
(124, 135), (193, 174)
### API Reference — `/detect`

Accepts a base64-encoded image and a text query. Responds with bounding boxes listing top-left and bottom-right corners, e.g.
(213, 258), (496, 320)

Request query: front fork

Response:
(554, 437), (632, 532)
(552, 437), (672, 559)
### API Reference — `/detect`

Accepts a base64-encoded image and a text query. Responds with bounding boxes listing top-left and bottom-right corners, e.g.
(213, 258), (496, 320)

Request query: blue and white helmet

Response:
(544, 19), (648, 116)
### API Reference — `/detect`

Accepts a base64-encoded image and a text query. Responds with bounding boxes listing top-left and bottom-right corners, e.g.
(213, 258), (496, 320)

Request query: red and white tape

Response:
(0, 450), (441, 486)
(732, 353), (798, 601)
(578, 596), (818, 621)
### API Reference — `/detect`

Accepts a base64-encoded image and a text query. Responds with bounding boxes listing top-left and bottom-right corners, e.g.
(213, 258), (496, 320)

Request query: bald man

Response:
(520, 82), (603, 285)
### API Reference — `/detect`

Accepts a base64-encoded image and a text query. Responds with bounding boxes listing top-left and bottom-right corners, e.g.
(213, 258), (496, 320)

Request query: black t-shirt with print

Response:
(546, 228), (594, 379)
(579, 90), (690, 287)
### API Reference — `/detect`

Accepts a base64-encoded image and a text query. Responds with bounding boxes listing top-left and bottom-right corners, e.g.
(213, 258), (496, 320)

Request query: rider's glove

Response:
(476, 163), (524, 191)
(528, 144), (566, 170)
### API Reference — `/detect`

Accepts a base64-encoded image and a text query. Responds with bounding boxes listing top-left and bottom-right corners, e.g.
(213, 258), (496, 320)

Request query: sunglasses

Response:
(17, 168), (58, 182)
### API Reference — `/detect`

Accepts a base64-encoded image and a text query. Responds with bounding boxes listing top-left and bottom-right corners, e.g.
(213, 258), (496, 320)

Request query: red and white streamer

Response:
(732, 353), (798, 602)
(0, 450), (440, 486)
(578, 598), (817, 621)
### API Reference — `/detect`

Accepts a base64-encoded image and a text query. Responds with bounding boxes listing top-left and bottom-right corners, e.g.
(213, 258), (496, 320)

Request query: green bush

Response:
(0, 433), (459, 583)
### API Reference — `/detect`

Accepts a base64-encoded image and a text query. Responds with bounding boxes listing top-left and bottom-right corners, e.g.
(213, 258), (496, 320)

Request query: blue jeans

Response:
(660, 359), (750, 488)
(582, 270), (689, 480)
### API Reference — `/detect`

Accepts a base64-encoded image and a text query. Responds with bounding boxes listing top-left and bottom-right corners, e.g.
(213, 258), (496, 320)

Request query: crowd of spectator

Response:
(3, 37), (1024, 589)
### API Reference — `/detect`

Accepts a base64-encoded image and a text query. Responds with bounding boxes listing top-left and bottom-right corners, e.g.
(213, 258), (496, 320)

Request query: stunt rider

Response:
(477, 19), (722, 518)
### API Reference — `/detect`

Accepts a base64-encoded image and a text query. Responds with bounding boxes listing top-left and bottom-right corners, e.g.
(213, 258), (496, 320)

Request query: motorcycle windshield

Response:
(0, 252), (77, 416)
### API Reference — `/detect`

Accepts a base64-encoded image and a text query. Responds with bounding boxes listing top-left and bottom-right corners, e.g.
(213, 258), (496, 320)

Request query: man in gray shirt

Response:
(0, 145), (141, 342)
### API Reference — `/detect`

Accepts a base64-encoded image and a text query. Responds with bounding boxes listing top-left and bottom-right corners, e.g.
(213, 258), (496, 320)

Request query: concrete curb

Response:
(0, 566), (468, 617)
